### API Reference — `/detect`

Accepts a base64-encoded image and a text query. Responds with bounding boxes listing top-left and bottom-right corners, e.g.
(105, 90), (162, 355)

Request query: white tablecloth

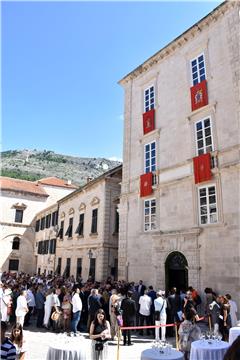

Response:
(190, 340), (229, 360)
(141, 348), (184, 360)
(229, 327), (240, 345)
(46, 339), (87, 360)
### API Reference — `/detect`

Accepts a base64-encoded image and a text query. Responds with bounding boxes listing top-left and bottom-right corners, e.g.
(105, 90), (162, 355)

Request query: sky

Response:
(2, 0), (222, 160)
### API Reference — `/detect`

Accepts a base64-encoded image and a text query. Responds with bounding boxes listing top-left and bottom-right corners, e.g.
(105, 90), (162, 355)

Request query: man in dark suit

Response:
(135, 280), (146, 297)
(121, 291), (136, 346)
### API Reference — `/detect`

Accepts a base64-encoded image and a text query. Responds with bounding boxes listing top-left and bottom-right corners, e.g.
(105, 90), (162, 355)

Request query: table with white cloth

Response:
(46, 338), (87, 360)
(141, 348), (184, 360)
(229, 326), (240, 345)
(189, 339), (229, 360)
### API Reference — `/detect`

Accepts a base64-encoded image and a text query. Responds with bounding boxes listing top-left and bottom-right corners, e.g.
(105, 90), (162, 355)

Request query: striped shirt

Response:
(1, 338), (16, 360)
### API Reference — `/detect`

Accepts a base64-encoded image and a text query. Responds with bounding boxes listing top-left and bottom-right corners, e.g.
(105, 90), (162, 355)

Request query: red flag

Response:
(140, 173), (153, 197)
(190, 79), (208, 111)
(143, 109), (155, 134)
(193, 153), (212, 184)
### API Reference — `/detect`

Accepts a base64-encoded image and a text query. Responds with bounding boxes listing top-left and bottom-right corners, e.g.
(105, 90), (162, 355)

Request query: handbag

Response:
(51, 311), (61, 321)
(95, 342), (104, 351)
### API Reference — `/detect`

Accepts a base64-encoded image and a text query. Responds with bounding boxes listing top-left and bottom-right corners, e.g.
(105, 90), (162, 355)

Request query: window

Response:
(51, 211), (58, 226)
(76, 258), (82, 279)
(144, 86), (155, 112)
(114, 208), (119, 233)
(12, 237), (20, 250)
(195, 117), (214, 155)
(40, 217), (46, 230)
(15, 209), (23, 223)
(144, 199), (156, 231)
(91, 209), (98, 234)
(35, 220), (40, 232)
(65, 218), (73, 238)
(76, 214), (84, 236)
(46, 214), (51, 228)
(58, 220), (64, 239)
(144, 141), (156, 173)
(49, 239), (56, 254)
(191, 54), (206, 86)
(64, 258), (71, 278)
(9, 259), (19, 271)
(198, 185), (218, 225)
(56, 258), (61, 275)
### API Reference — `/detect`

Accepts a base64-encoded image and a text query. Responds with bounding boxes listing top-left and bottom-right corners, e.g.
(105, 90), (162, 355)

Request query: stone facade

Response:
(38, 166), (122, 281)
(119, 0), (240, 307)
(0, 177), (76, 274)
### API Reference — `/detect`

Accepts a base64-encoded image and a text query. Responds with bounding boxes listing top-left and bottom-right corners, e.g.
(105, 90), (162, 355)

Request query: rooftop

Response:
(0, 177), (48, 197)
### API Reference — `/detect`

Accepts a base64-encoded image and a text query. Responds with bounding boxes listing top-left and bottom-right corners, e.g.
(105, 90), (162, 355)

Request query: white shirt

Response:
(27, 290), (36, 307)
(229, 299), (238, 327)
(139, 294), (152, 316)
(16, 295), (28, 317)
(154, 297), (167, 318)
(72, 293), (82, 313)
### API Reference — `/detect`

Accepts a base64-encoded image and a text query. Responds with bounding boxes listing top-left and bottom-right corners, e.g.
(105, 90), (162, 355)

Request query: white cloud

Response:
(108, 156), (123, 162)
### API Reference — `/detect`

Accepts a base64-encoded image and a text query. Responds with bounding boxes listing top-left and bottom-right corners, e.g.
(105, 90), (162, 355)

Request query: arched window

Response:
(12, 237), (20, 250)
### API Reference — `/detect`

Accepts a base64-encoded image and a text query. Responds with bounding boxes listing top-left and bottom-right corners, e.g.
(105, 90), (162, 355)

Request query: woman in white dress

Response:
(1, 286), (12, 322)
(43, 289), (54, 329)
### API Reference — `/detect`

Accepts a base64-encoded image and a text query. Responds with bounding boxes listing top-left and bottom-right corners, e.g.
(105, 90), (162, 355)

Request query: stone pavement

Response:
(15, 320), (208, 360)
(22, 327), (177, 360)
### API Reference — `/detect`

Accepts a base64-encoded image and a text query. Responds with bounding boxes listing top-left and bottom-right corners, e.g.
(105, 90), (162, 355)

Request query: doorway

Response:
(165, 251), (188, 292)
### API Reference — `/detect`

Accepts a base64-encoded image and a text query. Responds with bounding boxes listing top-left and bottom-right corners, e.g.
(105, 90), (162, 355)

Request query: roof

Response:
(37, 177), (78, 189)
(119, 1), (233, 85)
(0, 177), (48, 197)
(58, 164), (122, 204)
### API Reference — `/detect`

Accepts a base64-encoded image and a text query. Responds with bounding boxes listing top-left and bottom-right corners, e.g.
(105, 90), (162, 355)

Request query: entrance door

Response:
(165, 252), (188, 292)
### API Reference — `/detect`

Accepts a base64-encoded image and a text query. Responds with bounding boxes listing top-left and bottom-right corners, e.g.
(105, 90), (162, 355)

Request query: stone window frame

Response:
(144, 140), (156, 174)
(144, 85), (155, 112)
(144, 198), (157, 232)
(195, 116), (214, 156)
(190, 52), (206, 86)
(197, 183), (218, 225)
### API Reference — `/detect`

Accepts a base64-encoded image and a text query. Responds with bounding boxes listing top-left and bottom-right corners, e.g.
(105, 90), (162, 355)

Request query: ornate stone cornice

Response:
(119, 1), (236, 86)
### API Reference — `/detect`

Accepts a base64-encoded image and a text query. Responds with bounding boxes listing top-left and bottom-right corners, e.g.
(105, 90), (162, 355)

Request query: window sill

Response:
(139, 128), (161, 144)
(199, 221), (225, 229)
(89, 232), (98, 237)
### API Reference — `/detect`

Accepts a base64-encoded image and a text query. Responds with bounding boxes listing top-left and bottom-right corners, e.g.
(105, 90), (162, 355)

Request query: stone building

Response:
(118, 0), (239, 304)
(40, 165), (122, 281)
(0, 177), (77, 273)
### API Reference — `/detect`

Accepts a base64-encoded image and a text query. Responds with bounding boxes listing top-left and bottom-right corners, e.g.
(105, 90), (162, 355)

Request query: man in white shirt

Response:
(139, 290), (152, 336)
(71, 286), (82, 335)
(15, 290), (28, 327)
(25, 287), (36, 326)
(154, 290), (167, 341)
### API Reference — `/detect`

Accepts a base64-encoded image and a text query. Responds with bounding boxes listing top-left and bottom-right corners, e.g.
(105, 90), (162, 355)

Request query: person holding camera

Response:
(89, 309), (111, 360)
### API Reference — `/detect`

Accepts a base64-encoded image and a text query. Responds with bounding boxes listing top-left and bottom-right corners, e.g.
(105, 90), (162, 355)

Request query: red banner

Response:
(140, 173), (153, 197)
(193, 153), (212, 184)
(143, 109), (155, 134)
(190, 79), (208, 111)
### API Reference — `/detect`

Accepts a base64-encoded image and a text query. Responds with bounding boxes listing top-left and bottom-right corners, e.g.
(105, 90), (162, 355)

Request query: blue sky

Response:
(2, 1), (221, 160)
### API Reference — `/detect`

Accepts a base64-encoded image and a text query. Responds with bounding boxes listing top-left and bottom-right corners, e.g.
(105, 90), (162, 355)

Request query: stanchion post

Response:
(208, 315), (212, 331)
(116, 326), (120, 360)
(175, 323), (179, 350)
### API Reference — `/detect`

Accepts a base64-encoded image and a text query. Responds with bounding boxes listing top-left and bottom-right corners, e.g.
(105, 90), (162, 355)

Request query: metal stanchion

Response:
(116, 326), (120, 360)
(175, 323), (179, 350)
(208, 315), (212, 331)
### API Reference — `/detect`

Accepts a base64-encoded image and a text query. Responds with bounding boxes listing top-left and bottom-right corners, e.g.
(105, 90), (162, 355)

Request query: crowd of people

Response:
(0, 271), (239, 360)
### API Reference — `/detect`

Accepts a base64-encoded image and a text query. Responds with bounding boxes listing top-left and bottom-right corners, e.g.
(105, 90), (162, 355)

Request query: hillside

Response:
(1, 150), (121, 185)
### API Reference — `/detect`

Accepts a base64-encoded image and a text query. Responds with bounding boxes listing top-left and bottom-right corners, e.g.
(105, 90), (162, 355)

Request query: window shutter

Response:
(190, 79), (208, 111)
(140, 173), (153, 197)
(193, 153), (212, 184)
(143, 109), (155, 134)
